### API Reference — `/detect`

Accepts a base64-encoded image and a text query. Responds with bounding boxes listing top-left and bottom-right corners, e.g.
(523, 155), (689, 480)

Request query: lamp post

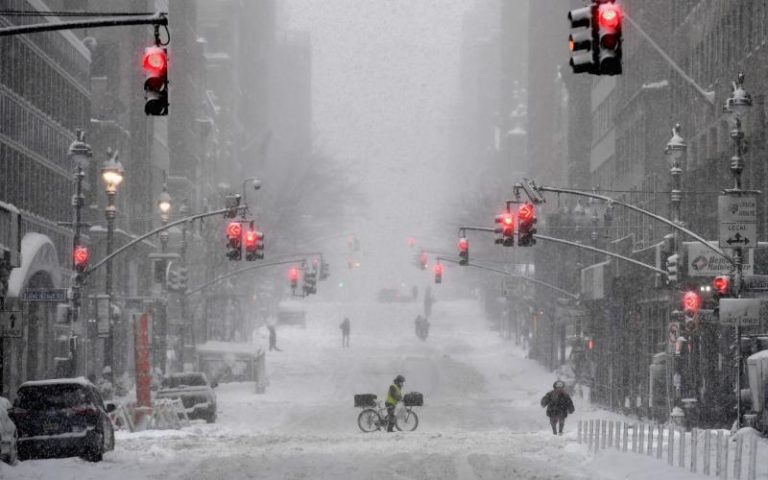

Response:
(155, 183), (172, 373)
(665, 123), (687, 407)
(178, 201), (190, 371)
(100, 148), (123, 384)
(724, 72), (753, 428)
(67, 129), (92, 376)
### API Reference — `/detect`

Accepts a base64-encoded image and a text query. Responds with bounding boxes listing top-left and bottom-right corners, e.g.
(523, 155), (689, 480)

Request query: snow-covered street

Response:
(3, 298), (721, 479)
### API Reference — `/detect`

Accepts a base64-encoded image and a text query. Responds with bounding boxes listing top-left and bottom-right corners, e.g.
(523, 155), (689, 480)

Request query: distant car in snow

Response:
(276, 300), (306, 327)
(10, 377), (115, 462)
(157, 372), (218, 423)
(0, 396), (18, 464)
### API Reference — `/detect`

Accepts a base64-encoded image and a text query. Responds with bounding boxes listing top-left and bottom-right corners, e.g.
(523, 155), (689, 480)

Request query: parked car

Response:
(156, 372), (218, 423)
(0, 396), (18, 465)
(10, 377), (115, 462)
(276, 300), (306, 327)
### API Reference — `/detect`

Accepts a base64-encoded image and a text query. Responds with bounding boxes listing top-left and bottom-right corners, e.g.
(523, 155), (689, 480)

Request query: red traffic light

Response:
(586, 338), (594, 351)
(143, 46), (167, 75)
(682, 291), (701, 313)
(433, 263), (443, 275)
(419, 252), (428, 269)
(598, 4), (621, 29)
(518, 203), (535, 222)
(226, 221), (242, 241)
(712, 276), (730, 295)
(73, 245), (89, 268)
(289, 267), (300, 282)
(501, 213), (513, 226)
(458, 237), (469, 252)
(245, 229), (259, 249)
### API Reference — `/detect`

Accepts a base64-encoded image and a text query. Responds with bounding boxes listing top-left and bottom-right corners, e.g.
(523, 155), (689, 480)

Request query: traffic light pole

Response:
(437, 257), (579, 300)
(531, 185), (733, 265)
(184, 258), (308, 298)
(0, 13), (167, 37)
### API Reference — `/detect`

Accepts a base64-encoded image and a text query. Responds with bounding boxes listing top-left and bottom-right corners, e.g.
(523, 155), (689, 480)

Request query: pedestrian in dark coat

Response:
(541, 380), (575, 435)
(340, 317), (351, 347)
(268, 325), (282, 352)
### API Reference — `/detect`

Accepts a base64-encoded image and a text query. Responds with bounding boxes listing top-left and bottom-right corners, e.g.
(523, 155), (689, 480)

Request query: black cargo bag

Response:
(354, 394), (377, 407)
(403, 392), (423, 406)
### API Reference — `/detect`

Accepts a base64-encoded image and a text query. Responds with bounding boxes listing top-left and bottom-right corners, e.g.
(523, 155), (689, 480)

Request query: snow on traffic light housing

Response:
(143, 46), (169, 116)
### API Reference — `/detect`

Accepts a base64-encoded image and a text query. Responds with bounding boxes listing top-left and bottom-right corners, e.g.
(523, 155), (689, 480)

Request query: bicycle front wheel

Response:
(396, 409), (419, 431)
(357, 409), (381, 433)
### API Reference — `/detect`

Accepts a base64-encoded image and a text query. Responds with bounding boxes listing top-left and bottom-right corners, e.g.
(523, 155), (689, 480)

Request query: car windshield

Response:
(17, 385), (88, 410)
(164, 374), (206, 388)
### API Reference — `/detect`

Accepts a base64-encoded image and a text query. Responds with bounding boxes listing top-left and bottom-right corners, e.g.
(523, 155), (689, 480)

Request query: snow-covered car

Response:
(276, 300), (306, 327)
(0, 396), (18, 464)
(10, 377), (115, 462)
(157, 372), (218, 423)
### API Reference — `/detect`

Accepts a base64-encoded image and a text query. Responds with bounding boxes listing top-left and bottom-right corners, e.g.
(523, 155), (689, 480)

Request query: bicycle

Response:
(356, 400), (419, 432)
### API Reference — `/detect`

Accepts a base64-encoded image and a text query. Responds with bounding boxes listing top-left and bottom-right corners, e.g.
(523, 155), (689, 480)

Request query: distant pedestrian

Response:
(540, 380), (575, 435)
(340, 317), (351, 347)
(268, 325), (282, 352)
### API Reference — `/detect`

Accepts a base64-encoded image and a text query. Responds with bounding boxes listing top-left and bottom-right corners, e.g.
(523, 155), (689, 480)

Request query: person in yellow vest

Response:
(385, 375), (405, 432)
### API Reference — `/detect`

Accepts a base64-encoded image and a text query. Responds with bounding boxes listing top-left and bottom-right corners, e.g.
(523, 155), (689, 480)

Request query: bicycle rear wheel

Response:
(396, 409), (419, 431)
(357, 409), (381, 433)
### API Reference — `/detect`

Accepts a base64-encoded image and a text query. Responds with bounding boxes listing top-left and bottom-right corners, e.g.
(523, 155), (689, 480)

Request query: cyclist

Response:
(385, 375), (405, 432)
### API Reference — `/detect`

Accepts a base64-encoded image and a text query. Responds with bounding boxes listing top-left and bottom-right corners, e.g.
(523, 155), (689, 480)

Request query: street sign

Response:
(21, 288), (68, 302)
(719, 298), (762, 326)
(743, 275), (768, 292)
(718, 195), (757, 249)
(686, 242), (753, 276)
(0, 310), (23, 338)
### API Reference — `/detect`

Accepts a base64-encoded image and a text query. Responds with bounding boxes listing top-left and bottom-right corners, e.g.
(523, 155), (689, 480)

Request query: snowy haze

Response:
(280, 0), (474, 288)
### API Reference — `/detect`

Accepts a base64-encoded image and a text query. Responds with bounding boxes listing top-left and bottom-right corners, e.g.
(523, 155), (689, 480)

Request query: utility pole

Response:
(178, 204), (189, 371)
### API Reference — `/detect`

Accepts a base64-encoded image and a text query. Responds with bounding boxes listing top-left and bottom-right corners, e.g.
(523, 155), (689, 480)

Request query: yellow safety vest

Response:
(386, 384), (401, 406)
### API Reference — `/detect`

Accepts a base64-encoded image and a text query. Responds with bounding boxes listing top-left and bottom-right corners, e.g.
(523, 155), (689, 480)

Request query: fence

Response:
(577, 419), (766, 480)
(109, 398), (190, 431)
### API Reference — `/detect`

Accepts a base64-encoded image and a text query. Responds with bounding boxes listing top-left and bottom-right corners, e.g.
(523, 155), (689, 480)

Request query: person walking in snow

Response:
(340, 317), (351, 348)
(540, 380), (575, 435)
(268, 325), (282, 352)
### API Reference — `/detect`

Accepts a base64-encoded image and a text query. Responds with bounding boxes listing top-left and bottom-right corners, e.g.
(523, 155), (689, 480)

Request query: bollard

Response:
(601, 420), (607, 450)
(608, 420), (613, 447)
(716, 431), (723, 478)
(623, 422), (629, 453)
(691, 428), (698, 473)
(632, 423), (639, 453)
(647, 423), (654, 457)
(734, 435), (743, 480)
(679, 427), (686, 468)
(657, 423), (663, 459)
(594, 419), (601, 453)
(615, 421), (621, 449)
(578, 420), (582, 444)
(588, 420), (593, 450)
(638, 423), (645, 455)
(723, 432), (729, 480)
(668, 424), (675, 465)
(704, 430), (712, 475)
(747, 435), (757, 480)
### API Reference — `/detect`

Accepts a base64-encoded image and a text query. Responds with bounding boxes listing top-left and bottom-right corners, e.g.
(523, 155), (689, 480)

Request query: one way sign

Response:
(0, 310), (23, 338)
(719, 195), (756, 249)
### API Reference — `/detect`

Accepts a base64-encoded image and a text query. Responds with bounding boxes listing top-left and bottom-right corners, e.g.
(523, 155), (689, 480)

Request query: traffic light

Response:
(517, 202), (537, 247)
(433, 262), (443, 284)
(682, 290), (701, 320)
(495, 211), (515, 247)
(319, 262), (330, 280)
(712, 275), (732, 310)
(418, 251), (428, 270)
(177, 266), (188, 292)
(666, 253), (679, 284)
(596, 2), (622, 75)
(73, 245), (89, 273)
(458, 237), (469, 265)
(226, 221), (242, 261)
(244, 228), (264, 261)
(289, 267), (300, 290)
(303, 270), (317, 295)
(224, 194), (241, 218)
(568, 4), (597, 74)
(142, 45), (169, 116)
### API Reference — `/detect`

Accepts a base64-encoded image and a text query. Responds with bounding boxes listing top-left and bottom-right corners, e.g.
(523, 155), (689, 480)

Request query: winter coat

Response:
(540, 389), (575, 418)
(386, 383), (402, 406)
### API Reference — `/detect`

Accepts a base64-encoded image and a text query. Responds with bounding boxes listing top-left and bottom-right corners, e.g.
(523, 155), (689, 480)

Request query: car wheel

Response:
(81, 432), (104, 463)
(7, 432), (18, 465)
(205, 410), (217, 424)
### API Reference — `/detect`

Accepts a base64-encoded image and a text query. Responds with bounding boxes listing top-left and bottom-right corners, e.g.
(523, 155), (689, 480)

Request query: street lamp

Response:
(100, 148), (123, 383)
(665, 123), (687, 227)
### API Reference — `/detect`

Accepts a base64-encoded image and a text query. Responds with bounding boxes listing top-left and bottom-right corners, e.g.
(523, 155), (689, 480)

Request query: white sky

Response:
(279, 0), (476, 286)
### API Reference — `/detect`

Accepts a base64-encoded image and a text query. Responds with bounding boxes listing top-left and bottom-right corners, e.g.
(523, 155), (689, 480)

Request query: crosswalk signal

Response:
(142, 45), (169, 115)
(596, 2), (623, 75)
(517, 202), (537, 247)
(458, 237), (469, 265)
(226, 221), (242, 261)
(568, 4), (597, 74)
